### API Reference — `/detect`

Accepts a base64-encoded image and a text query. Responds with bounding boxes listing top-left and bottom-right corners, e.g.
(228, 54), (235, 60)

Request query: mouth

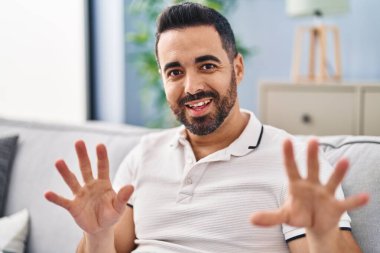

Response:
(184, 98), (213, 116)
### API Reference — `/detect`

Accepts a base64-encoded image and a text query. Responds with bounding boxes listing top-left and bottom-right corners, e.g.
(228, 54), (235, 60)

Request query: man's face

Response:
(157, 25), (242, 135)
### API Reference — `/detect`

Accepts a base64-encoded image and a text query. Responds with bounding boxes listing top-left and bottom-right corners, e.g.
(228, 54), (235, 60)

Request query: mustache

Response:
(178, 91), (218, 106)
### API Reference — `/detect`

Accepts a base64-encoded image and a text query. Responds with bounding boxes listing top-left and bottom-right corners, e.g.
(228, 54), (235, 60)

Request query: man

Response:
(45, 2), (369, 253)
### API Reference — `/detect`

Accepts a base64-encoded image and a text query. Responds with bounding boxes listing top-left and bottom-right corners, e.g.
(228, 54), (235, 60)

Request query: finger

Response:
(283, 139), (301, 181)
(307, 139), (320, 183)
(55, 159), (82, 194)
(113, 185), (134, 214)
(338, 193), (369, 212)
(326, 159), (349, 194)
(75, 140), (94, 183)
(250, 209), (286, 227)
(44, 191), (72, 210)
(96, 144), (110, 180)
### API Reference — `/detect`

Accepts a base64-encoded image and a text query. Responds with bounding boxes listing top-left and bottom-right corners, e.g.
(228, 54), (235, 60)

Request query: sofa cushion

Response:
(319, 136), (380, 253)
(0, 135), (18, 217)
(0, 209), (29, 253)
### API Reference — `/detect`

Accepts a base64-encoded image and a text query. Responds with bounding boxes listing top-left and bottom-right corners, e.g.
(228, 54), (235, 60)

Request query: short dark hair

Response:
(155, 2), (238, 65)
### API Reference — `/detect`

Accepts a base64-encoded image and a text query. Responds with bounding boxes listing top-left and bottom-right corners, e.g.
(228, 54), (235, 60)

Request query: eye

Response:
(167, 69), (183, 77)
(201, 63), (216, 71)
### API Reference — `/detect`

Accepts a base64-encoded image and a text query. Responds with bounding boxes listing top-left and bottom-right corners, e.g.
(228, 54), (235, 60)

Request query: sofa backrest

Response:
(1, 117), (379, 253)
(0, 118), (154, 253)
(319, 136), (380, 253)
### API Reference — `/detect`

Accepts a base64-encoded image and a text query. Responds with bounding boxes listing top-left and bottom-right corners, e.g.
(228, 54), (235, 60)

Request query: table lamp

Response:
(286, 0), (349, 83)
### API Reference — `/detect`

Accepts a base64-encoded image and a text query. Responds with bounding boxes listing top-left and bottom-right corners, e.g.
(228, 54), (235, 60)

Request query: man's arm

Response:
(288, 230), (362, 253)
(251, 139), (368, 253)
(114, 206), (136, 252)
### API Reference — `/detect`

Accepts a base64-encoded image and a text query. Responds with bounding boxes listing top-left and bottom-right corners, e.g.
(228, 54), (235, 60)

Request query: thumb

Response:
(113, 185), (134, 213)
(251, 209), (286, 227)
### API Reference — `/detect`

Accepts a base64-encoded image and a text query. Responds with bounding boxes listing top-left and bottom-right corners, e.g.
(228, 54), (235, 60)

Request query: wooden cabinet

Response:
(260, 82), (380, 135)
(362, 86), (380, 135)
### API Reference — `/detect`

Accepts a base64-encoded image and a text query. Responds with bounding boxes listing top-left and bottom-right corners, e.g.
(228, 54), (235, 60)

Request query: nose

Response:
(183, 71), (205, 95)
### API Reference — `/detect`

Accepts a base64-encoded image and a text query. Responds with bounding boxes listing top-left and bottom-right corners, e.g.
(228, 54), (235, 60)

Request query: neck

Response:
(186, 105), (249, 161)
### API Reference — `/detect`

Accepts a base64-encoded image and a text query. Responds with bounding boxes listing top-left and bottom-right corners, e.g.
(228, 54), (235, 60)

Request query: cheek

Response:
(164, 83), (183, 105)
(214, 76), (230, 93)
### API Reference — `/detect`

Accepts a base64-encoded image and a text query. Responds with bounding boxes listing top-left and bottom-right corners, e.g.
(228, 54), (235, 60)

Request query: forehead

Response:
(157, 25), (228, 66)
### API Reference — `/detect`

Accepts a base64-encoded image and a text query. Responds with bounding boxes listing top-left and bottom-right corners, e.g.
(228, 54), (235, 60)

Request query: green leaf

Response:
(126, 32), (149, 44)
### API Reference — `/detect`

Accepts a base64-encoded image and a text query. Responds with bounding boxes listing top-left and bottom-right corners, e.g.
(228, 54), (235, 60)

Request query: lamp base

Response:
(291, 25), (342, 83)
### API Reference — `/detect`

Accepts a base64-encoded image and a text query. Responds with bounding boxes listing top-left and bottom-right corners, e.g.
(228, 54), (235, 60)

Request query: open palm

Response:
(45, 140), (133, 235)
(251, 139), (369, 235)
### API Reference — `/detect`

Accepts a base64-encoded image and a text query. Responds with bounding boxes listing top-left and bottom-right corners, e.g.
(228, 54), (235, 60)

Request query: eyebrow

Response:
(162, 55), (221, 73)
(195, 55), (221, 64)
(163, 61), (181, 73)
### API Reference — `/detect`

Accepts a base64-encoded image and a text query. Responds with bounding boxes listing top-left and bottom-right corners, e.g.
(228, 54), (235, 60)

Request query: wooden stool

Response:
(292, 25), (342, 83)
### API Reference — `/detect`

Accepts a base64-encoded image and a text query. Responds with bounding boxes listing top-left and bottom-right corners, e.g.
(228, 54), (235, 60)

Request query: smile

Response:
(184, 99), (212, 109)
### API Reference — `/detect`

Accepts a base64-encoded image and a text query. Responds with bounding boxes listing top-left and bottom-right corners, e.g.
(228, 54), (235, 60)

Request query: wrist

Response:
(83, 227), (116, 253)
(306, 226), (340, 239)
(85, 226), (114, 241)
(306, 227), (342, 253)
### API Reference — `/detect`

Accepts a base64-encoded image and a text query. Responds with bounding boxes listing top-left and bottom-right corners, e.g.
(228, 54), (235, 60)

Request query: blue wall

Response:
(125, 0), (380, 126)
(229, 0), (380, 113)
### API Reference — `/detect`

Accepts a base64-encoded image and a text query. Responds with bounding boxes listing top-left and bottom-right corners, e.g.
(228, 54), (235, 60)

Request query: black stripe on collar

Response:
(248, 125), (264, 150)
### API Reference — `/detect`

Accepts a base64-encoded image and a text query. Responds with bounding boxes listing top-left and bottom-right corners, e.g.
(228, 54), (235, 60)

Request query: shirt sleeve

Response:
(112, 141), (143, 207)
(281, 143), (352, 242)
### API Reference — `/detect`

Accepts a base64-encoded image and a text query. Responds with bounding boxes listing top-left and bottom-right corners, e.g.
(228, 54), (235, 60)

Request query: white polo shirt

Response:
(113, 110), (351, 253)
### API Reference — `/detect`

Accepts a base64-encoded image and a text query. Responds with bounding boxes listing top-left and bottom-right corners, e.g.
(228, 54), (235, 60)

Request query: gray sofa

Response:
(0, 117), (379, 253)
(0, 118), (152, 253)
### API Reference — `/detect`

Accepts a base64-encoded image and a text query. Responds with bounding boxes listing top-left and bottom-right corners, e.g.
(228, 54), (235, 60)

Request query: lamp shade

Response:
(286, 0), (349, 17)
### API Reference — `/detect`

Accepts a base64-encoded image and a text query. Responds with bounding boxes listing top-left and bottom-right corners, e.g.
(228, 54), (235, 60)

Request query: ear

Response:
(233, 53), (244, 85)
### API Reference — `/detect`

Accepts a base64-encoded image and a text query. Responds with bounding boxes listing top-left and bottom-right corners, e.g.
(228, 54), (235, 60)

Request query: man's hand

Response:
(45, 140), (133, 236)
(251, 139), (369, 236)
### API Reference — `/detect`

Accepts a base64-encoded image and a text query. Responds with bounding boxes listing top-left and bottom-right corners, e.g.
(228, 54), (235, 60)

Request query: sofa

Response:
(0, 117), (379, 253)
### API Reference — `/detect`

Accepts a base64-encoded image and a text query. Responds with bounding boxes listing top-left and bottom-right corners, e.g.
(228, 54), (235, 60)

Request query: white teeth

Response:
(186, 99), (211, 108)
(192, 101), (205, 107)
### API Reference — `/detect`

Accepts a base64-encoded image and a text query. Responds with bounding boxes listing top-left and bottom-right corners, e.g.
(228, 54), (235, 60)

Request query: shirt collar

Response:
(169, 125), (186, 149)
(169, 109), (264, 157)
(227, 109), (264, 157)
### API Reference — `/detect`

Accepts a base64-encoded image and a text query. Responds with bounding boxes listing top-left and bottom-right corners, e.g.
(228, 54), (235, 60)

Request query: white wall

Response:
(0, 0), (87, 123)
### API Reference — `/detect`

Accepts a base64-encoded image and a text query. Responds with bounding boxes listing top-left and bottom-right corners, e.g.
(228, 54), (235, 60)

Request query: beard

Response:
(170, 71), (238, 136)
